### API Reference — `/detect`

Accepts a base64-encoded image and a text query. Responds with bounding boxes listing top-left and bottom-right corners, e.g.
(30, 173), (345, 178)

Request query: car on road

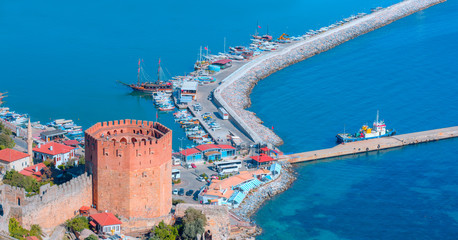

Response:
(191, 163), (197, 168)
(186, 190), (194, 196)
(172, 189), (178, 195)
(178, 188), (185, 196)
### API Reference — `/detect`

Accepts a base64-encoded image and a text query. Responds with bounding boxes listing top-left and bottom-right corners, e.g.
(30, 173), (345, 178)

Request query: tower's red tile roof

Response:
(33, 142), (74, 155)
(90, 212), (122, 226)
(0, 149), (29, 163)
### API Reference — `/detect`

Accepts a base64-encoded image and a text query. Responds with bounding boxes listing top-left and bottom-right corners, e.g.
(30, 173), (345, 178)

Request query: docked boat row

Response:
(174, 110), (214, 145)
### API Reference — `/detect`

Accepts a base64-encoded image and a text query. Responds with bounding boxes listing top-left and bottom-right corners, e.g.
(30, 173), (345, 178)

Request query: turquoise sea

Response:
(1, 0), (457, 239)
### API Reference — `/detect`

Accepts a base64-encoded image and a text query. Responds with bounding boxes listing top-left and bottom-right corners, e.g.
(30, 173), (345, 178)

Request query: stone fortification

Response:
(85, 119), (172, 221)
(0, 174), (92, 234)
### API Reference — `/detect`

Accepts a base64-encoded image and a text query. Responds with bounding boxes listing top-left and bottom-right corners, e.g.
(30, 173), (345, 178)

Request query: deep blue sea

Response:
(250, 0), (458, 239)
(1, 0), (457, 239)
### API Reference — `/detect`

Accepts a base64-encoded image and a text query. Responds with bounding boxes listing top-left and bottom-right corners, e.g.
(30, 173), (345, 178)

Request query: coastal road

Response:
(190, 61), (254, 145)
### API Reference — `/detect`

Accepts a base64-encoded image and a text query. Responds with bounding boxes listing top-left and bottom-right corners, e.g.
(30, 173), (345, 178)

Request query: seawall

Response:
(214, 0), (446, 146)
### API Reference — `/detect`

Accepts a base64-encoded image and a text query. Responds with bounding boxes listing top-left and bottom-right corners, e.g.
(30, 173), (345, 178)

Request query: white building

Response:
(0, 148), (30, 172)
(89, 212), (122, 235)
(33, 142), (76, 168)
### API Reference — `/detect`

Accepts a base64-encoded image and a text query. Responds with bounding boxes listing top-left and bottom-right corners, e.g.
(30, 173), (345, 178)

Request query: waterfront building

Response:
(89, 212), (122, 235)
(19, 162), (48, 181)
(211, 59), (232, 69)
(179, 81), (198, 104)
(199, 169), (270, 207)
(250, 154), (275, 167)
(217, 145), (236, 158)
(196, 144), (221, 161)
(0, 148), (31, 172)
(40, 129), (67, 143)
(260, 147), (281, 158)
(85, 119), (172, 219)
(179, 148), (202, 164)
(33, 142), (76, 168)
(180, 144), (237, 164)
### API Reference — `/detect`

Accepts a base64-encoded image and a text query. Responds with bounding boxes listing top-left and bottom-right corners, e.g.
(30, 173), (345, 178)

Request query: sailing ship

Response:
(336, 111), (396, 143)
(120, 59), (173, 93)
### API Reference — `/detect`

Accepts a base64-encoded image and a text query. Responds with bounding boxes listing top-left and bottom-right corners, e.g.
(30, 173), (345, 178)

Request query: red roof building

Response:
(0, 148), (31, 172)
(63, 139), (80, 147)
(195, 144), (220, 152)
(19, 163), (47, 181)
(33, 142), (76, 168)
(179, 148), (201, 157)
(89, 212), (122, 235)
(250, 154), (275, 164)
(217, 144), (236, 150)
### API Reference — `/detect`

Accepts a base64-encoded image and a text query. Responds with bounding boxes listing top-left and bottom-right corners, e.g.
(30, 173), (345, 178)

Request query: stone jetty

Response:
(214, 0), (446, 146)
(231, 161), (296, 222)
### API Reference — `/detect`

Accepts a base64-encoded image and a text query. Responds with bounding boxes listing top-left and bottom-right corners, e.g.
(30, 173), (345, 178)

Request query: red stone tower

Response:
(85, 119), (172, 219)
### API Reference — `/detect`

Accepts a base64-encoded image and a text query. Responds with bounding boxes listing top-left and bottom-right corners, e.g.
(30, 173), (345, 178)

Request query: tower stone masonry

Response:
(85, 119), (172, 219)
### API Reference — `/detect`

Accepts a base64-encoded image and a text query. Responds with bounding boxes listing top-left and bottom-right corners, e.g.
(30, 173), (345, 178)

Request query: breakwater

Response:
(231, 161), (296, 222)
(214, 0), (446, 146)
(281, 126), (458, 163)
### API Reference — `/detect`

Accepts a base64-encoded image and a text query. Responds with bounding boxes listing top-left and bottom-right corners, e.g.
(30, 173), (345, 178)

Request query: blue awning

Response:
(269, 163), (282, 174)
(180, 95), (193, 103)
(228, 191), (246, 204)
(239, 179), (263, 193)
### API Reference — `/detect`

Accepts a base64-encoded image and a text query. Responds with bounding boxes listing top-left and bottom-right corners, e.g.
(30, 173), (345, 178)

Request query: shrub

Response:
(66, 216), (89, 232)
(181, 208), (206, 240)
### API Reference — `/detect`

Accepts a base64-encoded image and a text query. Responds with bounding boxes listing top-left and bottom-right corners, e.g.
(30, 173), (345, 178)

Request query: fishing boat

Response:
(120, 59), (173, 93)
(336, 111), (396, 143)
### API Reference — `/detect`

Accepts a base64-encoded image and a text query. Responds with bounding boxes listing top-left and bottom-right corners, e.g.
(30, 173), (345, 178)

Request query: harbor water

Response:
(250, 0), (458, 239)
(1, 0), (457, 239)
(0, 0), (399, 150)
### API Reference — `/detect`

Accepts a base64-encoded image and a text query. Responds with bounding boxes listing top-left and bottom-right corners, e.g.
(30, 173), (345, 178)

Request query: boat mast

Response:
(376, 110), (379, 124)
(256, 20), (259, 36)
(157, 58), (161, 83)
(223, 37), (226, 53)
(199, 46), (202, 63)
(137, 58), (141, 85)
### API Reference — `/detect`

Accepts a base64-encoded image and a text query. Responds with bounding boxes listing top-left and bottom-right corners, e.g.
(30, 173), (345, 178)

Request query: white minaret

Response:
(27, 118), (33, 166)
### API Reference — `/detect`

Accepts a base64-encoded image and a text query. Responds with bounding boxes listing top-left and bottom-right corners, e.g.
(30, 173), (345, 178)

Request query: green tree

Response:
(66, 216), (89, 232)
(79, 155), (86, 165)
(150, 221), (178, 240)
(181, 208), (206, 240)
(0, 133), (15, 150)
(3, 170), (43, 194)
(8, 218), (35, 240)
(29, 224), (43, 239)
(85, 234), (98, 240)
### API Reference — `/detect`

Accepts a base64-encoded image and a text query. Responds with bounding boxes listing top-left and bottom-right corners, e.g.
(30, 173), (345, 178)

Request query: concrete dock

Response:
(280, 126), (458, 164)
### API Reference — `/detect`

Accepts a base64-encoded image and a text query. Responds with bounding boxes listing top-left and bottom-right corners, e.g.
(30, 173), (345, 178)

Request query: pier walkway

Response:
(280, 126), (458, 164)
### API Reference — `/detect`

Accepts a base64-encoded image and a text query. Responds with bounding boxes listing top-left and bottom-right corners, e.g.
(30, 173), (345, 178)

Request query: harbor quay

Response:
(281, 126), (458, 164)
(214, 0), (446, 147)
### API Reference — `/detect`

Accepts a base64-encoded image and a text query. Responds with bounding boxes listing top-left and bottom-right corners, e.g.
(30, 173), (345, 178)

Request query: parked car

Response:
(191, 163), (197, 168)
(178, 188), (185, 196)
(172, 189), (178, 195)
(211, 175), (219, 180)
(197, 176), (205, 182)
(186, 190), (194, 196)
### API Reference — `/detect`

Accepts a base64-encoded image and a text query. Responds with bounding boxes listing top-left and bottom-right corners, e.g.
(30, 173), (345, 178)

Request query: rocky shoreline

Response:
(214, 0), (446, 147)
(230, 161), (297, 237)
